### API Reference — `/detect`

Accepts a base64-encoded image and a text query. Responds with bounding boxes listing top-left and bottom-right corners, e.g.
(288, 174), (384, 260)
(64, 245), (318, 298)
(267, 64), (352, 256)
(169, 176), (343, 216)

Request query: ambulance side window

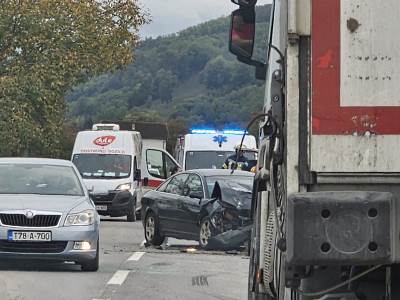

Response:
(146, 149), (179, 180)
(178, 150), (184, 166)
(146, 150), (166, 179)
(165, 154), (178, 177)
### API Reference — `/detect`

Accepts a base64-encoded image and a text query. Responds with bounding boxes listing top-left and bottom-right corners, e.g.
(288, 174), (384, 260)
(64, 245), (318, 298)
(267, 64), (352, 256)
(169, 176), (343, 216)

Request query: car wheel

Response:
(81, 239), (99, 272)
(199, 218), (212, 249)
(127, 201), (137, 222)
(144, 211), (164, 246)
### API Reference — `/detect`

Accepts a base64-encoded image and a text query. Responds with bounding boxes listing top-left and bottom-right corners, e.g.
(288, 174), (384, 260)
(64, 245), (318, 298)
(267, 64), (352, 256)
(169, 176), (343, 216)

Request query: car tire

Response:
(144, 211), (164, 246)
(127, 201), (137, 222)
(81, 239), (99, 272)
(199, 218), (212, 249)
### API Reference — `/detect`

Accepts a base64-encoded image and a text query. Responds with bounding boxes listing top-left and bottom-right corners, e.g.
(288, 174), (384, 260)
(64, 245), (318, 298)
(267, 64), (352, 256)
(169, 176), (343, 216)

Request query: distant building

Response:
(102, 121), (168, 150)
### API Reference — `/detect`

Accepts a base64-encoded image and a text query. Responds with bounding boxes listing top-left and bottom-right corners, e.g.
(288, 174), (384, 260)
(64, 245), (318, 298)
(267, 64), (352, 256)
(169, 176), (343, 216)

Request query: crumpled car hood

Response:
(210, 180), (252, 210)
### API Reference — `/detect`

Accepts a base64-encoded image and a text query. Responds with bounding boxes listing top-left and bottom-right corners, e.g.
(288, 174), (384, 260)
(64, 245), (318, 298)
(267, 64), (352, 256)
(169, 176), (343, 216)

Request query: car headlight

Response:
(64, 210), (95, 226)
(115, 182), (131, 191)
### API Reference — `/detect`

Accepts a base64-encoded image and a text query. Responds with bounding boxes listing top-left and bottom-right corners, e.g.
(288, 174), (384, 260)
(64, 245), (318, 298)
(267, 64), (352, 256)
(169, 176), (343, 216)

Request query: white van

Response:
(71, 124), (180, 221)
(71, 124), (142, 221)
(175, 129), (257, 170)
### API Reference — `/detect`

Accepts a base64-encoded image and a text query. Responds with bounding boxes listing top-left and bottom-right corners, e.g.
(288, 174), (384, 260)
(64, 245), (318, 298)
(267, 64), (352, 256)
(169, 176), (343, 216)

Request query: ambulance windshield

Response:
(185, 151), (234, 170)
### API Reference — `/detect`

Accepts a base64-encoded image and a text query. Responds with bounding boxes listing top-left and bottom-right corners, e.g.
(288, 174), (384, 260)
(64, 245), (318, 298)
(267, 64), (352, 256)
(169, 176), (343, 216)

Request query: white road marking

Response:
(107, 270), (130, 285)
(128, 251), (145, 261)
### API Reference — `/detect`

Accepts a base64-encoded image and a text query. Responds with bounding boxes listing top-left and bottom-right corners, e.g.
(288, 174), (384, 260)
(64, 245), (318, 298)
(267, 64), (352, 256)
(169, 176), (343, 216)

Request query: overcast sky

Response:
(138, 0), (271, 38)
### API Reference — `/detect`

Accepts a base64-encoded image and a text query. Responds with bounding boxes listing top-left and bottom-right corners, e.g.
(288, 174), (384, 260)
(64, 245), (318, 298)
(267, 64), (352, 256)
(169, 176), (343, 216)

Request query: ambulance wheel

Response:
(127, 201), (136, 222)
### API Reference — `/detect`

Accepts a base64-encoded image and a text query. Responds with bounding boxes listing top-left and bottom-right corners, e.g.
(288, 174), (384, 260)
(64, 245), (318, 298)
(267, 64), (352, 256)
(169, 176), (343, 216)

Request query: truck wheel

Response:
(248, 194), (270, 300)
(81, 239), (99, 272)
(248, 246), (269, 299)
(127, 201), (137, 222)
(199, 218), (212, 249)
(144, 211), (165, 246)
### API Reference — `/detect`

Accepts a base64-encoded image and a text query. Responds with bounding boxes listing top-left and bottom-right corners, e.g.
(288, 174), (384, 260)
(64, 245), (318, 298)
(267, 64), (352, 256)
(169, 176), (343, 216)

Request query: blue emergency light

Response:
(223, 129), (247, 135)
(190, 128), (246, 135)
(190, 129), (217, 134)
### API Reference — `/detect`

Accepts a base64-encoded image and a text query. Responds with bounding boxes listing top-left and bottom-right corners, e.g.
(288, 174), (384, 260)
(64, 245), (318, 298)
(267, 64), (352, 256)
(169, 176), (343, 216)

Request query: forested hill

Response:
(67, 5), (271, 138)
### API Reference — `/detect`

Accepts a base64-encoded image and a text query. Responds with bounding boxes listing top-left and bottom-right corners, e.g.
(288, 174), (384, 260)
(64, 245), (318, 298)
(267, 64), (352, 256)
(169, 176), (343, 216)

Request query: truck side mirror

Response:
(143, 177), (149, 187)
(229, 7), (267, 80)
(231, 0), (257, 7)
(229, 8), (255, 59)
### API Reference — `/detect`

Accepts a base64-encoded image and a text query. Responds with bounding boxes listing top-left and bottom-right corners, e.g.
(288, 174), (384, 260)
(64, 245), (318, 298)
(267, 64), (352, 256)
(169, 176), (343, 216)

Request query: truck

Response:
(175, 128), (257, 170)
(228, 0), (400, 299)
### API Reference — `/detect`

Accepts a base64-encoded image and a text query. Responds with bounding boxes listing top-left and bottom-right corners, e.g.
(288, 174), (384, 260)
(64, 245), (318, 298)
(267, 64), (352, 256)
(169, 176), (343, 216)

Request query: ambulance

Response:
(175, 129), (257, 170)
(71, 124), (179, 221)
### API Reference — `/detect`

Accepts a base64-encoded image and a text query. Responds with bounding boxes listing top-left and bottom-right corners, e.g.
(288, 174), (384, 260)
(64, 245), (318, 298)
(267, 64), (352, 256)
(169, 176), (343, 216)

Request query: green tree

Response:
(200, 56), (233, 89)
(0, 0), (147, 156)
(153, 69), (178, 103)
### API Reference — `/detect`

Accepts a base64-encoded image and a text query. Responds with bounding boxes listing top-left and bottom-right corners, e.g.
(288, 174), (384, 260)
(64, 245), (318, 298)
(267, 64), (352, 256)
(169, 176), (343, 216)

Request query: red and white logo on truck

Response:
(93, 136), (116, 147)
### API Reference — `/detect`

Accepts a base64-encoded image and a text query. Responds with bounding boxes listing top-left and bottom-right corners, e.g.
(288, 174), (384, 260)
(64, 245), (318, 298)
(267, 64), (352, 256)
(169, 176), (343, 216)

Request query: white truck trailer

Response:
(228, 0), (400, 299)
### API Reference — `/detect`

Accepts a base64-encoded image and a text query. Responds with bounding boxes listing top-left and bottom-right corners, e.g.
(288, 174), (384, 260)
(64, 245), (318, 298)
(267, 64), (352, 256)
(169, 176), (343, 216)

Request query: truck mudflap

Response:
(286, 191), (395, 265)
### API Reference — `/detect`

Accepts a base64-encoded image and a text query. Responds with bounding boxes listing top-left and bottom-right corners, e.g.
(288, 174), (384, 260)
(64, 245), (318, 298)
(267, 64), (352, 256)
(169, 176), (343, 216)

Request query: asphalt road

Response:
(0, 217), (248, 300)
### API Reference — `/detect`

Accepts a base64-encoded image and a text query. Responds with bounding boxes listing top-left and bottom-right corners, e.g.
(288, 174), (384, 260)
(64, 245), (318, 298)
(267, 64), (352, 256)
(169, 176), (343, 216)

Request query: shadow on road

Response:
(0, 260), (82, 272)
(100, 218), (129, 222)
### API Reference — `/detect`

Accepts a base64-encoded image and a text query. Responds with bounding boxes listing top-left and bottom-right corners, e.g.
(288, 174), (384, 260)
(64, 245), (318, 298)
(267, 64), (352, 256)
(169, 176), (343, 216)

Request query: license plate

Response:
(95, 205), (107, 211)
(8, 231), (52, 242)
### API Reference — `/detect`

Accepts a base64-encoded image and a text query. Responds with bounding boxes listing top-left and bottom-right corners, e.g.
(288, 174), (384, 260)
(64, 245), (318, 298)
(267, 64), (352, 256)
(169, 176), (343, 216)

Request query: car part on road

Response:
(207, 225), (252, 251)
(144, 212), (165, 246)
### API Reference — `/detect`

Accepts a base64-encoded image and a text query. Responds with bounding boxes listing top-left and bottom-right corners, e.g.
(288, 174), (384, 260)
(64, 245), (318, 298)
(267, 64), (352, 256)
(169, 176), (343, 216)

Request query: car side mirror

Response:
(134, 169), (141, 181)
(189, 192), (203, 199)
(86, 185), (94, 194)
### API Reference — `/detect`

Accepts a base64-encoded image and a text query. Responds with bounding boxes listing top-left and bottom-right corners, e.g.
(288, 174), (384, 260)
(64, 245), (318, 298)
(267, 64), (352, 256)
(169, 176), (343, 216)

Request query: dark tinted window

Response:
(185, 151), (234, 170)
(156, 178), (170, 192)
(185, 151), (258, 170)
(184, 174), (204, 198)
(164, 174), (189, 195)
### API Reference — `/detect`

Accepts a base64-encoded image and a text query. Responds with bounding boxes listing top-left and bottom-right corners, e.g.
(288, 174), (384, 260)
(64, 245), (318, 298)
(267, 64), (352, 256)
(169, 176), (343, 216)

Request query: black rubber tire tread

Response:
(127, 201), (137, 222)
(144, 211), (165, 246)
(248, 187), (271, 300)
